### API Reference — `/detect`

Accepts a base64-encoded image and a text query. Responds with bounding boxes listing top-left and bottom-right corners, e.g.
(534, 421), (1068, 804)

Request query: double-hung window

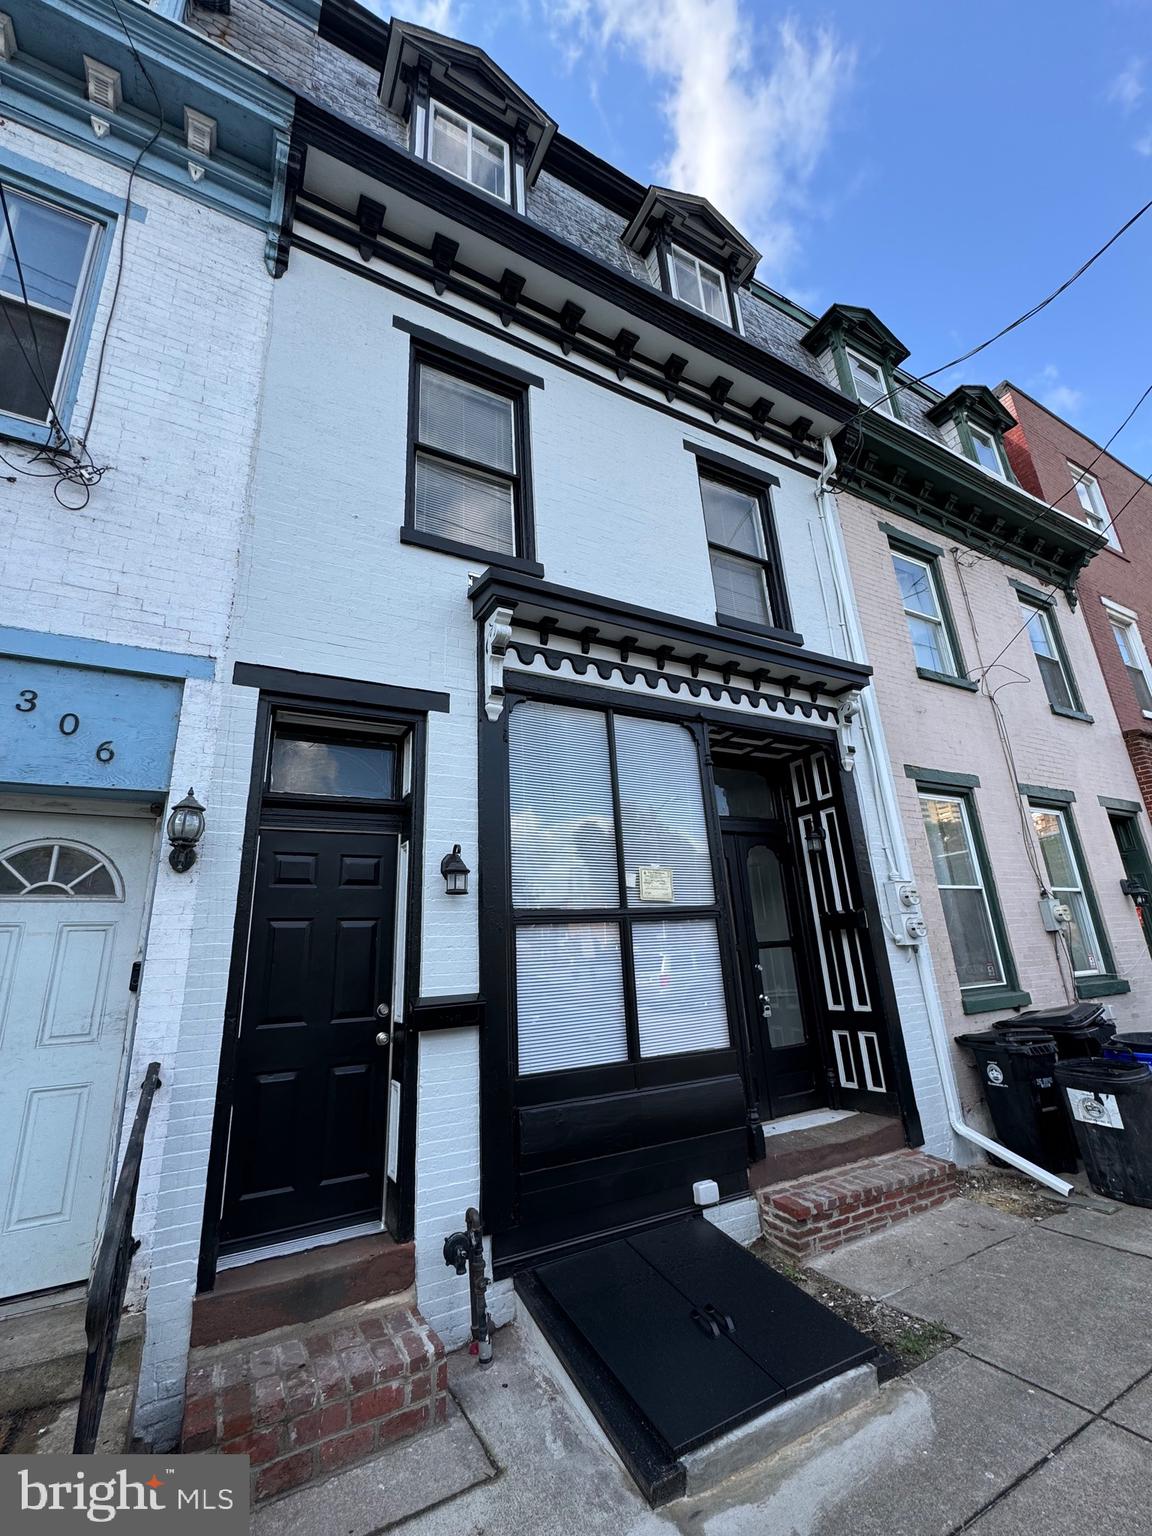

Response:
(892, 551), (958, 677)
(0, 187), (97, 426)
(1108, 611), (1152, 713)
(408, 354), (530, 561)
(698, 471), (787, 630)
(845, 350), (891, 415)
(1029, 805), (1103, 977)
(919, 793), (1006, 990)
(427, 102), (510, 202)
(508, 700), (729, 1075)
(1068, 462), (1119, 550)
(668, 245), (729, 322)
(969, 424), (1006, 477)
(1018, 597), (1081, 714)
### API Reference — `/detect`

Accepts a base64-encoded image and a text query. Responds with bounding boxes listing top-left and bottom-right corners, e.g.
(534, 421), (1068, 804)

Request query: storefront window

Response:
(508, 700), (730, 1074)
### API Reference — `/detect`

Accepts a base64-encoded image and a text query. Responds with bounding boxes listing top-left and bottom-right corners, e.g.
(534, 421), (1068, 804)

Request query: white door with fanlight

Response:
(0, 810), (155, 1299)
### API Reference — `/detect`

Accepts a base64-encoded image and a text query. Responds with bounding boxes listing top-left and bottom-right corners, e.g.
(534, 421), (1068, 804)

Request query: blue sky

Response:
(386, 1), (1152, 470)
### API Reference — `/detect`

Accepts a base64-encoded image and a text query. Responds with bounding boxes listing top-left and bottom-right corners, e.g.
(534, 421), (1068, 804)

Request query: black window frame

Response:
(692, 456), (792, 639)
(505, 695), (738, 1102)
(402, 340), (542, 576)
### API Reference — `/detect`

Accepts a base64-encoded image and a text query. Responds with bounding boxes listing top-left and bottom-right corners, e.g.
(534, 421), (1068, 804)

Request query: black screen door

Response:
(724, 829), (824, 1120)
(221, 827), (398, 1247)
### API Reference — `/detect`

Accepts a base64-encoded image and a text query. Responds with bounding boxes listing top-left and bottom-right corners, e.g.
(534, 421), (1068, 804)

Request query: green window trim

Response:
(886, 529), (972, 686)
(961, 986), (1034, 1016)
(905, 765), (981, 789)
(910, 774), (1023, 1004)
(831, 340), (904, 422)
(956, 413), (1017, 483)
(1015, 589), (1086, 716)
(1025, 795), (1123, 993)
(1099, 796), (1143, 815)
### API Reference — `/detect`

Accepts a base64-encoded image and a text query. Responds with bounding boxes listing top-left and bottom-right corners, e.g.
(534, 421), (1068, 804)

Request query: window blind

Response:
(614, 716), (715, 907)
(516, 923), (628, 1074)
(632, 919), (728, 1057)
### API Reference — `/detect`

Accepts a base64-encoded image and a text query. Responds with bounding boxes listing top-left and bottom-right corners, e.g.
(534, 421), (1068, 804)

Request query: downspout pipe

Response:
(815, 434), (1073, 1199)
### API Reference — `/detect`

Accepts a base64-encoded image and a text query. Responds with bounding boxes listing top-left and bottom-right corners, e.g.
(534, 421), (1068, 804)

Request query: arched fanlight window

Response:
(0, 841), (124, 899)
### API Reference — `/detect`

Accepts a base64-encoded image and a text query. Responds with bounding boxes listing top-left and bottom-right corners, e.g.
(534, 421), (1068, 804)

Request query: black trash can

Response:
(1054, 1058), (1152, 1206)
(1008, 1002), (1114, 1058)
(958, 1029), (1078, 1173)
(1103, 1032), (1152, 1068)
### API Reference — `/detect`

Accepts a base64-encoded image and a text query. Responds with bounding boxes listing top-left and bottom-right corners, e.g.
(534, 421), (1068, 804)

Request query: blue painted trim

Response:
(0, 781), (167, 803)
(1, 62), (280, 230)
(0, 148), (119, 444)
(0, 626), (215, 680)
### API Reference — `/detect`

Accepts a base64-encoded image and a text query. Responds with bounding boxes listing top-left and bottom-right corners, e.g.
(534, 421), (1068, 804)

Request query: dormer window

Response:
(668, 246), (728, 322)
(969, 424), (1005, 477)
(428, 102), (509, 202)
(845, 350), (892, 415)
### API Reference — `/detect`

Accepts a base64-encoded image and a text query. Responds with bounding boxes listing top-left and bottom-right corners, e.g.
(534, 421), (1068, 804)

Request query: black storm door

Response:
(221, 828), (398, 1247)
(723, 829), (825, 1120)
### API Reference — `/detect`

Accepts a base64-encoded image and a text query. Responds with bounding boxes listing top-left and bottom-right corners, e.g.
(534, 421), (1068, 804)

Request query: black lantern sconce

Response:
(440, 844), (470, 896)
(167, 788), (206, 872)
(804, 821), (827, 855)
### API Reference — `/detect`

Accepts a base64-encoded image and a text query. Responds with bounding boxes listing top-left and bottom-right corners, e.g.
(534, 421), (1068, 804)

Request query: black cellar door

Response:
(221, 828), (398, 1247)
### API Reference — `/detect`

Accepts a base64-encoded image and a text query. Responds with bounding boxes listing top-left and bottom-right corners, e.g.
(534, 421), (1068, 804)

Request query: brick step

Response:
(749, 1112), (907, 1193)
(181, 1300), (448, 1503)
(757, 1151), (958, 1263)
(191, 1232), (415, 1348)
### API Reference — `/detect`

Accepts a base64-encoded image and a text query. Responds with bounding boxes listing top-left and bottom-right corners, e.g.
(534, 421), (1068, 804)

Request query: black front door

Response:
(724, 829), (825, 1120)
(221, 827), (398, 1247)
(1109, 812), (1152, 959)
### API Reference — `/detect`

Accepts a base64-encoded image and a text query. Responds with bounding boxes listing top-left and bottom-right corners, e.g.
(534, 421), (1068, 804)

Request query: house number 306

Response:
(14, 690), (115, 762)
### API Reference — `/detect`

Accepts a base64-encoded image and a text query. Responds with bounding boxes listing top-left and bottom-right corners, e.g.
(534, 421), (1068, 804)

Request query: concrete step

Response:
(191, 1233), (415, 1349)
(181, 1300), (448, 1504)
(0, 1298), (144, 1416)
(0, 1384), (137, 1454)
(749, 1112), (907, 1193)
(757, 1151), (959, 1263)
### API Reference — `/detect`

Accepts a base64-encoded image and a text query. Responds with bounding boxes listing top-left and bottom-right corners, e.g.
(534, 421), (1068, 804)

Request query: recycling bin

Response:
(1054, 1058), (1152, 1206)
(958, 1029), (1078, 1173)
(1007, 1002), (1114, 1058)
(1103, 1032), (1152, 1067)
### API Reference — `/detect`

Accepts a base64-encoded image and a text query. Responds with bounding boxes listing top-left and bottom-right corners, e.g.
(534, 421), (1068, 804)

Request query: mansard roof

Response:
(379, 18), (557, 183)
(621, 187), (761, 285)
(801, 305), (910, 365)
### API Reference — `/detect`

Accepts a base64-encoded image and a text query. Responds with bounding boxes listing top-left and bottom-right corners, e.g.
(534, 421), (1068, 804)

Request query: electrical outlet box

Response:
(692, 1179), (720, 1207)
(1039, 895), (1071, 932)
(883, 880), (925, 945)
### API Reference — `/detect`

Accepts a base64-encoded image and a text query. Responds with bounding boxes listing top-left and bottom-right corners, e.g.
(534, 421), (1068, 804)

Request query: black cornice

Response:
(838, 415), (1105, 592)
(544, 134), (644, 218)
(318, 0), (389, 70)
(293, 97), (855, 425)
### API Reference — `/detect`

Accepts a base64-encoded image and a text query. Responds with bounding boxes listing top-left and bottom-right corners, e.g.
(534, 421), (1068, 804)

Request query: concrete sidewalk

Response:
(257, 1191), (1152, 1535)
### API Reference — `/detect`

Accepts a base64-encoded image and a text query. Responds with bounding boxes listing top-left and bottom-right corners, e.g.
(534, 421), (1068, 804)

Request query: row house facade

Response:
(3, 0), (1148, 1486)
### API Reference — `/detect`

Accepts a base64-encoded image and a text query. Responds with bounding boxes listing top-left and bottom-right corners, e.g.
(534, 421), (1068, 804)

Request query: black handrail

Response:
(74, 1061), (163, 1455)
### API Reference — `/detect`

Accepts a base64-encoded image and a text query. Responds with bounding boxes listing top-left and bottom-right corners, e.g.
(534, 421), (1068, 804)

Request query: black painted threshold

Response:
(514, 1214), (882, 1507)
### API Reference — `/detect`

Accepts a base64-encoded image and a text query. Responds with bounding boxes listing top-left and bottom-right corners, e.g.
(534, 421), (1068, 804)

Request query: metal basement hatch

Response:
(515, 1214), (881, 1505)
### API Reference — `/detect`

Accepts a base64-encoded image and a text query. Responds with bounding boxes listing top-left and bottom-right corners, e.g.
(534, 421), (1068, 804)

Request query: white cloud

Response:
(368, 1), (461, 30)
(546, 0), (855, 279)
(1136, 129), (1152, 155)
(1028, 364), (1085, 418)
(1109, 59), (1145, 111)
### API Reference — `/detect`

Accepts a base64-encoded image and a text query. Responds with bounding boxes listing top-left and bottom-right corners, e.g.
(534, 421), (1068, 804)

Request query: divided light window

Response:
(0, 188), (97, 423)
(969, 424), (1006, 478)
(845, 350), (891, 415)
(508, 700), (730, 1075)
(411, 358), (525, 558)
(427, 102), (509, 202)
(1068, 462), (1119, 549)
(891, 551), (957, 676)
(698, 472), (786, 629)
(668, 245), (729, 323)
(1018, 598), (1077, 712)
(919, 793), (1006, 989)
(1110, 615), (1152, 713)
(1029, 805), (1103, 976)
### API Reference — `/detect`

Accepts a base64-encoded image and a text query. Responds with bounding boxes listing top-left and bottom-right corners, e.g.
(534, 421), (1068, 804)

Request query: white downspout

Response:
(814, 433), (1072, 1198)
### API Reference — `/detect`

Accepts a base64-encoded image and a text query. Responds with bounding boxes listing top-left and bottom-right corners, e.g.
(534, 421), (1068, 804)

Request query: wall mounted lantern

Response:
(167, 788), (206, 872)
(440, 844), (470, 896)
(804, 822), (827, 855)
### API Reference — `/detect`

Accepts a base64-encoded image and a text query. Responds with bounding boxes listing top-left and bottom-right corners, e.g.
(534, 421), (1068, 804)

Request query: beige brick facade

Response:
(837, 490), (1152, 1120)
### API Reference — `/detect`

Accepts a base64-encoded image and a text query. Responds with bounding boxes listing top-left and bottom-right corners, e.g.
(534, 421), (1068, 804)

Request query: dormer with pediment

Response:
(379, 19), (557, 213)
(621, 187), (761, 332)
(802, 305), (910, 421)
(926, 385), (1018, 482)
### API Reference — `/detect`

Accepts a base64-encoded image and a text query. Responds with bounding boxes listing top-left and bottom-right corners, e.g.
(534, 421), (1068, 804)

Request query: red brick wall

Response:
(999, 385), (1152, 812)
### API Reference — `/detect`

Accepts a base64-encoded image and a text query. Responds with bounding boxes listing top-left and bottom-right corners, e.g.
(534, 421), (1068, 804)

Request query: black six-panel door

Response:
(221, 828), (397, 1247)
